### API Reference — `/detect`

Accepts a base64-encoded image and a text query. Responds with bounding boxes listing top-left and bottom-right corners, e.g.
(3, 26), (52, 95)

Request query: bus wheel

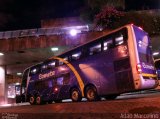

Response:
(29, 96), (35, 105)
(36, 96), (43, 105)
(85, 86), (98, 101)
(71, 88), (82, 102)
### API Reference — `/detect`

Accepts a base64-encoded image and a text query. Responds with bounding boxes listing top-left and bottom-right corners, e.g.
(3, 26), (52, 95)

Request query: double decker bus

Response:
(16, 24), (158, 105)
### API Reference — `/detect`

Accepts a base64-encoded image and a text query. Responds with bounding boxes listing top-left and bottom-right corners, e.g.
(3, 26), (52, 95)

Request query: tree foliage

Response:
(94, 6), (124, 29)
(80, 0), (124, 23)
(113, 11), (160, 35)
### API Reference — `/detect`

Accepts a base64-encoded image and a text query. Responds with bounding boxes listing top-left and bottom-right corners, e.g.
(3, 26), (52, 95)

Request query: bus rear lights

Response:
(54, 87), (59, 92)
(136, 64), (142, 74)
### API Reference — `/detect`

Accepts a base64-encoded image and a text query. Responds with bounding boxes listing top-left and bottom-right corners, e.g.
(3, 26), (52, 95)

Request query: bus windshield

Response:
(133, 26), (153, 65)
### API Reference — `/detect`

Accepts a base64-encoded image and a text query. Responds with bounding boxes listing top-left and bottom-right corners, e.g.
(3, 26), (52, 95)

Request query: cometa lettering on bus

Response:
(39, 71), (55, 80)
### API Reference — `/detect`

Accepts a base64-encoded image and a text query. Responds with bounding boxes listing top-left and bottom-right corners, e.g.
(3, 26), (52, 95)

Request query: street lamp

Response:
(69, 29), (78, 36)
(0, 52), (4, 56)
(51, 47), (59, 52)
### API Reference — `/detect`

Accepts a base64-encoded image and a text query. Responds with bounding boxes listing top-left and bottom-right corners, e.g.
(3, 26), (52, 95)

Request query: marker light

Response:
(136, 64), (142, 74)
(69, 29), (78, 36)
(51, 47), (59, 51)
(153, 52), (159, 56)
(0, 53), (4, 56)
(17, 72), (22, 76)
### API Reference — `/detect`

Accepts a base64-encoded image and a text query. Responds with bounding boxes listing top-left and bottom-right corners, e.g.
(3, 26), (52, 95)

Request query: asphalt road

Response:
(0, 90), (160, 119)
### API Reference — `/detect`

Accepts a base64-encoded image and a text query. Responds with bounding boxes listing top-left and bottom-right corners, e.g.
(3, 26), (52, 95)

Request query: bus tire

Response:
(29, 95), (35, 105)
(36, 96), (44, 105)
(85, 85), (98, 101)
(71, 88), (82, 102)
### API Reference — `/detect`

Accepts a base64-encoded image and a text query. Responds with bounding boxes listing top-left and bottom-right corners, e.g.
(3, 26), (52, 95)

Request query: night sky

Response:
(0, 0), (159, 31)
(0, 0), (84, 31)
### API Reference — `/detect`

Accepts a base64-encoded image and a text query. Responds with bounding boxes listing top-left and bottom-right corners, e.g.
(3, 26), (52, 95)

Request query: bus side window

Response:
(115, 34), (124, 46)
(104, 39), (113, 51)
(47, 61), (56, 69)
(30, 66), (40, 76)
(59, 57), (68, 65)
(57, 77), (64, 85)
(71, 52), (82, 60)
(63, 73), (70, 85)
(41, 64), (47, 72)
(89, 43), (101, 55)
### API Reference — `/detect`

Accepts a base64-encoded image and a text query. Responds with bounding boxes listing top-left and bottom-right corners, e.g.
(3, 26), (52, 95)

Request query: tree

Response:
(94, 6), (124, 29)
(80, 0), (125, 24)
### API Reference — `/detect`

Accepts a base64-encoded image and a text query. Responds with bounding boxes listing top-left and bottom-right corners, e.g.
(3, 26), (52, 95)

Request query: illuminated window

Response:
(104, 40), (113, 51)
(41, 65), (47, 70)
(59, 57), (68, 65)
(115, 35), (124, 46)
(72, 52), (82, 60)
(30, 65), (40, 75)
(90, 43), (101, 55)
(48, 61), (55, 69)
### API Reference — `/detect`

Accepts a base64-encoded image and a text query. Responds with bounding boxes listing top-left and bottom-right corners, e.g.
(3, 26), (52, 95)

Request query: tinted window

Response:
(47, 61), (56, 69)
(57, 77), (64, 85)
(115, 35), (124, 46)
(89, 43), (101, 55)
(59, 57), (68, 65)
(21, 69), (29, 89)
(133, 26), (153, 64)
(72, 52), (82, 60)
(30, 65), (40, 75)
(104, 39), (113, 51)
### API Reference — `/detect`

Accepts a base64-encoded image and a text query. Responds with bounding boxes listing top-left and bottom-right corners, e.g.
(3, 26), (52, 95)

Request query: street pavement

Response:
(0, 90), (160, 119)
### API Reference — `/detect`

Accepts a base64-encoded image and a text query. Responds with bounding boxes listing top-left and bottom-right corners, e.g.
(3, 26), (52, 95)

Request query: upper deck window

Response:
(104, 39), (113, 51)
(31, 68), (39, 74)
(41, 65), (47, 70)
(115, 34), (124, 46)
(89, 43), (101, 55)
(72, 52), (82, 60)
(47, 61), (56, 69)
(59, 57), (68, 65)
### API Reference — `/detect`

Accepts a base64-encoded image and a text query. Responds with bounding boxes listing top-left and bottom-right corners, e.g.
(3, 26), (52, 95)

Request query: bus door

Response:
(21, 68), (30, 102)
